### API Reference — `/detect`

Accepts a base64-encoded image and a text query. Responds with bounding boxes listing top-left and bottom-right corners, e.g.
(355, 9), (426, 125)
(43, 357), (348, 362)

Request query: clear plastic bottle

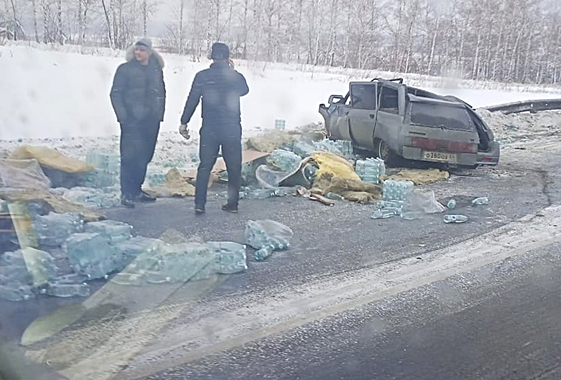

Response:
(472, 197), (490, 205)
(443, 215), (469, 224)
(255, 245), (275, 261)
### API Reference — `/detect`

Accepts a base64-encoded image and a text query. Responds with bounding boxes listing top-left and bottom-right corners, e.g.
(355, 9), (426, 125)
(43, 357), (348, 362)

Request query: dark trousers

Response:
(120, 120), (160, 198)
(195, 125), (242, 208)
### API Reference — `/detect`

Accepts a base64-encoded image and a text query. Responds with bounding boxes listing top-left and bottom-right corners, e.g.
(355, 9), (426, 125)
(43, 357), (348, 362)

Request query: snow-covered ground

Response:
(2, 42), (561, 141)
(1, 42), (561, 168)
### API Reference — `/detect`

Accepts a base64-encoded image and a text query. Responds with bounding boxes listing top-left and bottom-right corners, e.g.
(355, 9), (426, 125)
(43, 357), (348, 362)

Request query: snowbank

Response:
(2, 44), (560, 141)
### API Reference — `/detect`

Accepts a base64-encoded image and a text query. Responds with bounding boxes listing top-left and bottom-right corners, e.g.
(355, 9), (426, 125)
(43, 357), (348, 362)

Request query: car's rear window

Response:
(410, 103), (474, 131)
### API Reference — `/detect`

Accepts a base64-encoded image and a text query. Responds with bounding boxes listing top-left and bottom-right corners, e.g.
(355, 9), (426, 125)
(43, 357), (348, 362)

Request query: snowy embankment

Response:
(1, 42), (560, 165)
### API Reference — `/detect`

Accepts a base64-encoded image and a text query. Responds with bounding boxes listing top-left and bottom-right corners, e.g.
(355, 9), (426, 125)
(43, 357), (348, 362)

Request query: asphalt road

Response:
(1, 143), (560, 380)
(146, 241), (561, 380)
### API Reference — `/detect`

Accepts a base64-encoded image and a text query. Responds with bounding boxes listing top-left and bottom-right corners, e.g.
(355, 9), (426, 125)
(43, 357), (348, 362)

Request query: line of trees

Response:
(0, 0), (155, 48)
(2, 0), (560, 84)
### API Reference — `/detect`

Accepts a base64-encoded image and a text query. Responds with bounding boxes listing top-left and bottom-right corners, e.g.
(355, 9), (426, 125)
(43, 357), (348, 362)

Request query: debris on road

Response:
(0, 159), (51, 191)
(59, 187), (121, 209)
(145, 168), (196, 198)
(267, 149), (302, 172)
(255, 165), (289, 189)
(472, 197), (490, 205)
(319, 177), (382, 203)
(382, 168), (450, 185)
(372, 189), (446, 220)
(245, 130), (297, 152)
(10, 145), (95, 188)
(245, 220), (293, 261)
(443, 215), (469, 224)
(355, 158), (386, 184)
(9, 145), (94, 174)
(0, 248), (59, 301)
(297, 187), (335, 206)
(0, 189), (104, 222)
(33, 212), (84, 247)
(383, 180), (414, 201)
(207, 242), (248, 274)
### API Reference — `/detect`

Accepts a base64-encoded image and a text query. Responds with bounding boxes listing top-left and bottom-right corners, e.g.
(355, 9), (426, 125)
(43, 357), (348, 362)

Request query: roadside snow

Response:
(1, 44), (560, 142)
(478, 109), (561, 146)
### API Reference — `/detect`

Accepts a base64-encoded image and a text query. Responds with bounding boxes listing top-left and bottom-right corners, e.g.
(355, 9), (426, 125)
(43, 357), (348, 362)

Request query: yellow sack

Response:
(311, 152), (361, 182)
(383, 168), (449, 185)
(10, 146), (94, 173)
(145, 168), (196, 198)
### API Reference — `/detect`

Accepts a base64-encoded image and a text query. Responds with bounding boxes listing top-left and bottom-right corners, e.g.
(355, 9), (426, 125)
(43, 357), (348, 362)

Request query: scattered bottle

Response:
(207, 241), (248, 274)
(33, 212), (84, 247)
(443, 215), (469, 224)
(46, 282), (91, 298)
(401, 211), (423, 220)
(255, 245), (275, 261)
(371, 209), (399, 219)
(472, 197), (490, 205)
(267, 150), (302, 172)
(447, 199), (456, 209)
(85, 220), (133, 244)
(0, 284), (35, 302)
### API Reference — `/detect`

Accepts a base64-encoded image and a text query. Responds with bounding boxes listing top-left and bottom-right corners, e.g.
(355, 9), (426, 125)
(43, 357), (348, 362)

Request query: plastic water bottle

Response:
(255, 245), (275, 261)
(447, 199), (456, 209)
(47, 282), (91, 298)
(443, 215), (469, 224)
(371, 209), (399, 219)
(85, 220), (133, 244)
(401, 211), (423, 220)
(33, 213), (84, 247)
(472, 197), (490, 205)
(383, 180), (414, 201)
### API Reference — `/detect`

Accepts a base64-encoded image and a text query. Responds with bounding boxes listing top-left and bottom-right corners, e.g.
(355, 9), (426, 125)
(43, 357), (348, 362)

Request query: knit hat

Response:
(210, 42), (230, 60)
(135, 38), (153, 52)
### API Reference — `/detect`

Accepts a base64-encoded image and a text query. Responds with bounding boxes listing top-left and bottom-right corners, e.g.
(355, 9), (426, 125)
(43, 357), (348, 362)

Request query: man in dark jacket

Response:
(110, 37), (166, 208)
(180, 42), (249, 214)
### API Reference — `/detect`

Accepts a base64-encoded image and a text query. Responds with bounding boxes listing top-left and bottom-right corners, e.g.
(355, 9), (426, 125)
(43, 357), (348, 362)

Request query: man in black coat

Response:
(180, 42), (249, 214)
(110, 38), (166, 208)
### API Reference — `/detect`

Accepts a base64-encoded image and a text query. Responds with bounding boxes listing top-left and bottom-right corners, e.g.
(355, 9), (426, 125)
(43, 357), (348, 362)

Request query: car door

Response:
(348, 82), (378, 150)
(373, 84), (405, 152)
(319, 93), (352, 140)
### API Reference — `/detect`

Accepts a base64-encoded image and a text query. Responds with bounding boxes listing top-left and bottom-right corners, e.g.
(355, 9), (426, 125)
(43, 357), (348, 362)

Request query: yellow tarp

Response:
(0, 189), (104, 222)
(383, 168), (449, 185)
(311, 152), (361, 182)
(308, 152), (382, 203)
(145, 168), (196, 197)
(245, 130), (296, 153)
(10, 146), (94, 173)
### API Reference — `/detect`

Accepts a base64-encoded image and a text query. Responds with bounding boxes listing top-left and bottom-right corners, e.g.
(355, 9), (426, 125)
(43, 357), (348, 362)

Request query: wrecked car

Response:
(319, 78), (500, 167)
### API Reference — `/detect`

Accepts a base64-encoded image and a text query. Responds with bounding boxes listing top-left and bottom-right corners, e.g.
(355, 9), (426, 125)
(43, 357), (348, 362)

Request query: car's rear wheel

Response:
(375, 138), (399, 166)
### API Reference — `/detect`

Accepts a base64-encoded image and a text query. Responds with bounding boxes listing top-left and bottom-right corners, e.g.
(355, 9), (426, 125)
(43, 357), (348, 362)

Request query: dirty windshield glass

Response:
(410, 102), (474, 131)
(2, 0), (561, 379)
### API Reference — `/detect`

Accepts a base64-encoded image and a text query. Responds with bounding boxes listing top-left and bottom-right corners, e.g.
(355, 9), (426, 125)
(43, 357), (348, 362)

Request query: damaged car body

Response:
(319, 78), (500, 167)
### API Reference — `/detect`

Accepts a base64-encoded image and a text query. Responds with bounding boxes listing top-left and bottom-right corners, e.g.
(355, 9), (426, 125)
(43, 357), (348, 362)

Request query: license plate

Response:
(423, 151), (457, 162)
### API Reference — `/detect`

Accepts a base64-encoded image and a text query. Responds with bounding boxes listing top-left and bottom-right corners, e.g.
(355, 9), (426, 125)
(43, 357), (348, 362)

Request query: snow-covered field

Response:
(1, 42), (561, 166)
(2, 42), (561, 140)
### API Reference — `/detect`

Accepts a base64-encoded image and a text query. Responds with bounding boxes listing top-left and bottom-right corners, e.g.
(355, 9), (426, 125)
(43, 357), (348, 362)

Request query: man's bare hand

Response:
(179, 124), (190, 140)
